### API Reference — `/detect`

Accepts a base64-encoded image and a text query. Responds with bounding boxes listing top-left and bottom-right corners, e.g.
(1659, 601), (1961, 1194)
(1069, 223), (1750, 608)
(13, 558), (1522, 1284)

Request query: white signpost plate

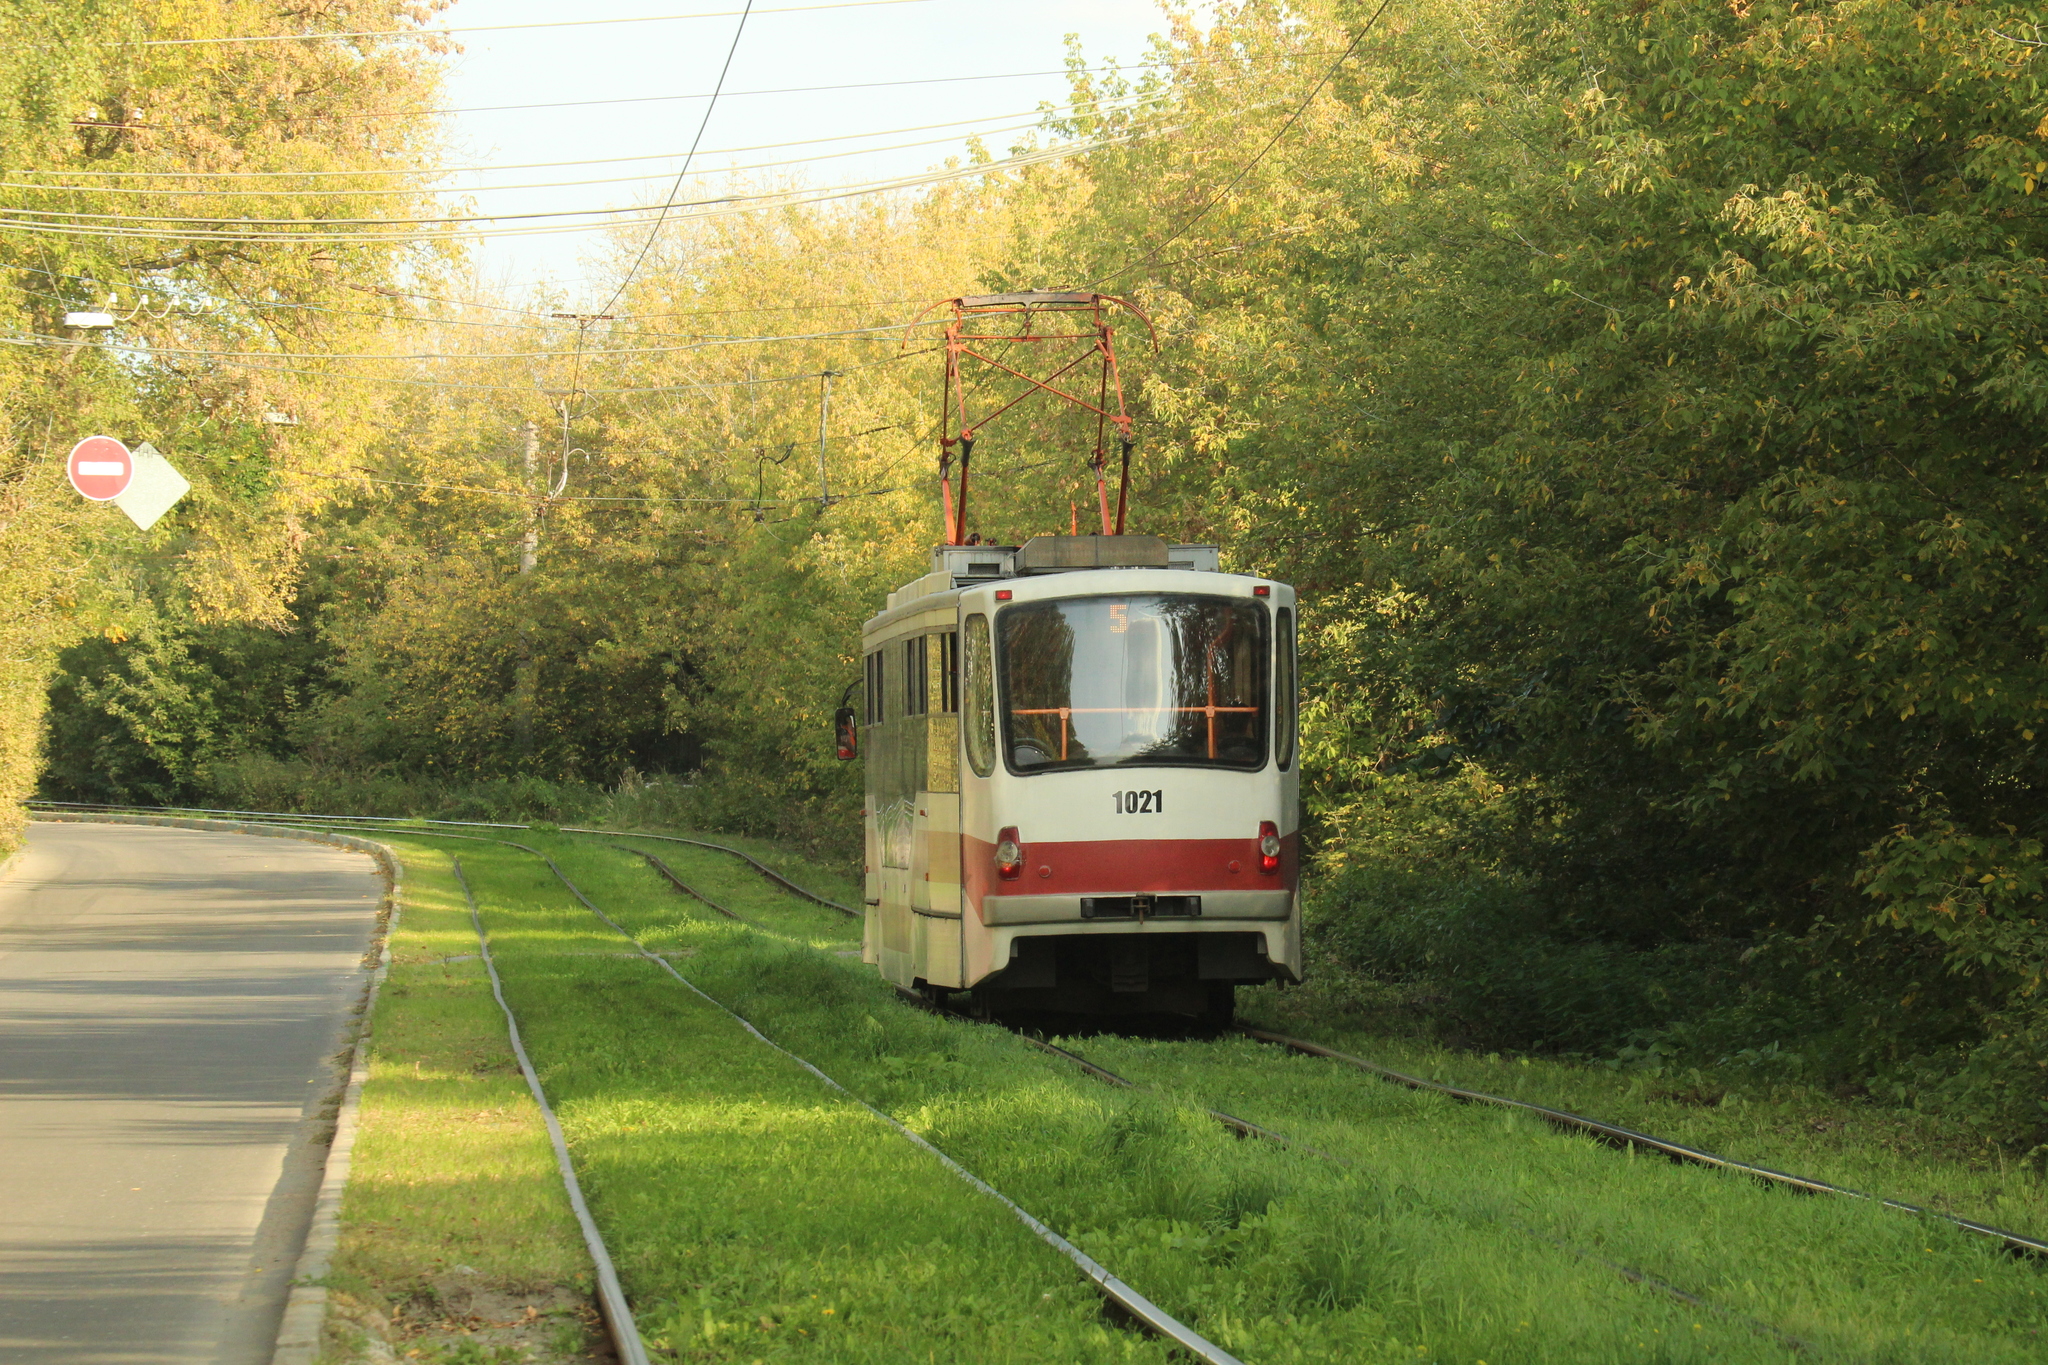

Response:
(111, 443), (190, 531)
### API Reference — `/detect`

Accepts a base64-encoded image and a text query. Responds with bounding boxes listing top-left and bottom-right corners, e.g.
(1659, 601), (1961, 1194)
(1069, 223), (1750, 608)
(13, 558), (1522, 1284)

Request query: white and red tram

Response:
(854, 533), (1300, 1021)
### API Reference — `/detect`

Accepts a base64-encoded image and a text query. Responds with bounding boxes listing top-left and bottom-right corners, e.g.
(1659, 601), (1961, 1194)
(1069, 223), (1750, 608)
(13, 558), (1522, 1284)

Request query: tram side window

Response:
(962, 615), (996, 777)
(934, 631), (959, 714)
(904, 636), (929, 716)
(1275, 606), (1297, 772)
(863, 651), (884, 725)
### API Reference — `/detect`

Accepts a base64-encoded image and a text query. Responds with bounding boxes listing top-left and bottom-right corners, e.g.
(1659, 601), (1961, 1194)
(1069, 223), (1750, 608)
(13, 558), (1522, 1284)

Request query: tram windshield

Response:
(998, 594), (1269, 772)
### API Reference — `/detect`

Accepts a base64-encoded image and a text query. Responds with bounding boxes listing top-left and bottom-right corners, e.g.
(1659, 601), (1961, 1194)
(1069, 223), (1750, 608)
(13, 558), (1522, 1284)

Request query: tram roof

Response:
(874, 536), (1226, 621)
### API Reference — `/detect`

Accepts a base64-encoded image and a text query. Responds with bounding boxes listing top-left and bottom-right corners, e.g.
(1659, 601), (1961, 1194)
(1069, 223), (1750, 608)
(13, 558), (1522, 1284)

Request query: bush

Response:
(1309, 865), (1732, 1055)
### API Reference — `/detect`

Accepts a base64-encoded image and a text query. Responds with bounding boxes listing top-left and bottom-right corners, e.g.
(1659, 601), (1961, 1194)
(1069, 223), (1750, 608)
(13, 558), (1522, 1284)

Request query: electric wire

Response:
(2, 98), (1165, 199)
(599, 0), (751, 322)
(0, 134), (1125, 242)
(106, 0), (932, 45)
(26, 54), (1303, 138)
(0, 61), (1267, 220)
(9, 317), (938, 363)
(0, 334), (930, 395)
(1096, 0), (1397, 287)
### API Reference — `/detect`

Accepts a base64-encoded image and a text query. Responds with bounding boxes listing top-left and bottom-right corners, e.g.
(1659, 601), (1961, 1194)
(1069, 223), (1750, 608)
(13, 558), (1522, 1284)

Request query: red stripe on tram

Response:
(963, 832), (1298, 911)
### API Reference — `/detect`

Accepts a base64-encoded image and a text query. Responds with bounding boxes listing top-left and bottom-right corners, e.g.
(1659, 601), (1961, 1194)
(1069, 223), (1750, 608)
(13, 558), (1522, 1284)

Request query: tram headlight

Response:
(995, 827), (1024, 880)
(1257, 821), (1282, 875)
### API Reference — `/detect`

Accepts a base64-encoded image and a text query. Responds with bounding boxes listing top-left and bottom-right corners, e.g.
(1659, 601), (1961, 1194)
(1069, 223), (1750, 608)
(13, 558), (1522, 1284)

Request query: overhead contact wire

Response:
(1096, 0), (1397, 287)
(104, 0), (930, 45)
(595, 0), (756, 321)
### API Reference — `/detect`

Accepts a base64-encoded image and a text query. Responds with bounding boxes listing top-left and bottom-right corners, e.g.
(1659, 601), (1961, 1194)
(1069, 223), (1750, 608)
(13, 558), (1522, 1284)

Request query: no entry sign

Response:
(68, 436), (133, 501)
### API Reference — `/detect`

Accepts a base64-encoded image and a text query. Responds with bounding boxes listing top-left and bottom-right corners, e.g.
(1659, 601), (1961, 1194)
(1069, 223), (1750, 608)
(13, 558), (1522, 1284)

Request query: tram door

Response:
(910, 631), (963, 987)
(866, 629), (964, 988)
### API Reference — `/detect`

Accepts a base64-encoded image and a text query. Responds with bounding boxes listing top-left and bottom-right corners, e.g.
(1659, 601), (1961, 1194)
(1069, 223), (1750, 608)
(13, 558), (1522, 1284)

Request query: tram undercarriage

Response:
(965, 929), (1284, 1023)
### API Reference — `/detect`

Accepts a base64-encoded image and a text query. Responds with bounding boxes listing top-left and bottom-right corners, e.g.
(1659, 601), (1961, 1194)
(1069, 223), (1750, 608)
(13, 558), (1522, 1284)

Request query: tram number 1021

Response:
(1113, 789), (1165, 814)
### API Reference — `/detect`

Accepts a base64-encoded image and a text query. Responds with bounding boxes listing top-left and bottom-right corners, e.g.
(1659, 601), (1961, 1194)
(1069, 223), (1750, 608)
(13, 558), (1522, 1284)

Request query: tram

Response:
(852, 534), (1300, 1021)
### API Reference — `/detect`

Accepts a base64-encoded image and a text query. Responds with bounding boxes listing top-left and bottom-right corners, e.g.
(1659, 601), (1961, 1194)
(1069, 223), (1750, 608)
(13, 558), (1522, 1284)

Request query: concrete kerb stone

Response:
(29, 812), (404, 1365)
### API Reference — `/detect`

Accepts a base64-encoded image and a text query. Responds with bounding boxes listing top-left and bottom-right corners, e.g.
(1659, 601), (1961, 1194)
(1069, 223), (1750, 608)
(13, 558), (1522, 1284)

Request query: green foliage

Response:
(0, 0), (449, 850)
(987, 0), (2048, 1140)
(33, 0), (2048, 1142)
(1310, 863), (1729, 1054)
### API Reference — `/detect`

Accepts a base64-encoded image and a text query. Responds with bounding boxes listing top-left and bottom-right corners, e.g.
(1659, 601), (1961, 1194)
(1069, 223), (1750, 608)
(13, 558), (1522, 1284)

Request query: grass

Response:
(1059, 1030), (2048, 1362)
(324, 839), (604, 1364)
(1238, 968), (2048, 1245)
(330, 825), (2048, 1363)
(333, 829), (1178, 1364)
(527, 834), (1892, 1362)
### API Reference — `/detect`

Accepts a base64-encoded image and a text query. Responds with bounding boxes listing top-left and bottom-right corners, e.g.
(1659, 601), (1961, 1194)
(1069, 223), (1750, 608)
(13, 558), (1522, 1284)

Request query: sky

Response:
(428, 0), (1199, 302)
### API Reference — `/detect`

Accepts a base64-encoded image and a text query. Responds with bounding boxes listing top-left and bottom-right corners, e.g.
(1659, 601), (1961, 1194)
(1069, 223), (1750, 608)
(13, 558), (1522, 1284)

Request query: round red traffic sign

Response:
(68, 436), (133, 501)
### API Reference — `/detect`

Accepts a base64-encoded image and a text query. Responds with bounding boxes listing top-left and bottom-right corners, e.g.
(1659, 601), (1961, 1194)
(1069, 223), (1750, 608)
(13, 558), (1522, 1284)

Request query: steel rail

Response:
(452, 858), (652, 1365)
(896, 989), (1326, 1155)
(279, 820), (1241, 1365)
(1239, 1027), (2048, 1260)
(522, 840), (1244, 1365)
(609, 845), (763, 927)
(949, 1011), (1817, 1354)
(24, 803), (859, 916)
(563, 826), (861, 916)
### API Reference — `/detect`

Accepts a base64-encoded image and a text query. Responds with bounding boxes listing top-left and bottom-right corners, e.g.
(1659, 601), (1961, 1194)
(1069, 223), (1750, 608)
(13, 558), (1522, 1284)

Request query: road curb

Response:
(30, 813), (404, 1365)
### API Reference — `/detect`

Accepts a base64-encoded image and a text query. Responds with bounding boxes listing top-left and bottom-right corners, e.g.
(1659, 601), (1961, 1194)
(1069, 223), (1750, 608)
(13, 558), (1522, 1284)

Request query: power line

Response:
(1, 114), (1125, 218)
(0, 334), (931, 394)
(598, 0), (756, 321)
(4, 79), (1217, 199)
(0, 134), (1130, 243)
(1096, 2), (1396, 287)
(10, 318), (937, 363)
(110, 0), (932, 46)
(1, 110), (1077, 199)
(32, 55), (1279, 134)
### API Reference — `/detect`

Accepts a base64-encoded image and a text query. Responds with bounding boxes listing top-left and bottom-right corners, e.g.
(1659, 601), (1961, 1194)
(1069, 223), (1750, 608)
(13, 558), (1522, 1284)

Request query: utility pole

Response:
(817, 369), (836, 510)
(519, 419), (539, 575)
(515, 419), (539, 761)
(547, 312), (611, 499)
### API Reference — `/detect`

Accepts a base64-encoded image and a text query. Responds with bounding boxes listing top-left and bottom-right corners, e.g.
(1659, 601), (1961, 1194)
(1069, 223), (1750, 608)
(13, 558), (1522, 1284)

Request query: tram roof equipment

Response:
(885, 538), (1222, 611)
(912, 290), (1155, 546)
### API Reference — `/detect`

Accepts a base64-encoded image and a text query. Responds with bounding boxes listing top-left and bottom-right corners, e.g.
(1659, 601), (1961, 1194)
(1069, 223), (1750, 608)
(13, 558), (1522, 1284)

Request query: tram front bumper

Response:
(978, 889), (1292, 925)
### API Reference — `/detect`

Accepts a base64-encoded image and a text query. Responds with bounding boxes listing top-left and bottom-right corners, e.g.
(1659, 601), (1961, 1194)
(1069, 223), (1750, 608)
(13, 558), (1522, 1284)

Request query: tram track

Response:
(32, 802), (2048, 1360)
(917, 997), (1822, 1356)
(71, 808), (1241, 1365)
(1235, 1027), (2048, 1260)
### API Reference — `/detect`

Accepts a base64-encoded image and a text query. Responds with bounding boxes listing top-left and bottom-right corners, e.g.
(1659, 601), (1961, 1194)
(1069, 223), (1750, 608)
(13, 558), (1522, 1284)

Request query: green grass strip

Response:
(1065, 1029), (2048, 1361)
(455, 855), (651, 1365)
(390, 830), (1187, 1363)
(537, 834), (1838, 1364)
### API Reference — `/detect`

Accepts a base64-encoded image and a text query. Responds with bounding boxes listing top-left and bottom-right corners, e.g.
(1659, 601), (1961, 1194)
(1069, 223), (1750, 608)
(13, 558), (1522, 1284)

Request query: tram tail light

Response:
(995, 827), (1025, 880)
(1257, 821), (1282, 875)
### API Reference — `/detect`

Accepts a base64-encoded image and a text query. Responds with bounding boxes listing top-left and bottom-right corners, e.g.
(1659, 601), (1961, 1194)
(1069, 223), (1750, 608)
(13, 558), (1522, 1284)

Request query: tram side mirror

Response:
(833, 706), (858, 760)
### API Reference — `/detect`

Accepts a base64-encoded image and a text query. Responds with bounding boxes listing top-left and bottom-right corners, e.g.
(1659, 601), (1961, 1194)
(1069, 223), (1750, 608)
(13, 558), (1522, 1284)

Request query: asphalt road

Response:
(0, 821), (383, 1365)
